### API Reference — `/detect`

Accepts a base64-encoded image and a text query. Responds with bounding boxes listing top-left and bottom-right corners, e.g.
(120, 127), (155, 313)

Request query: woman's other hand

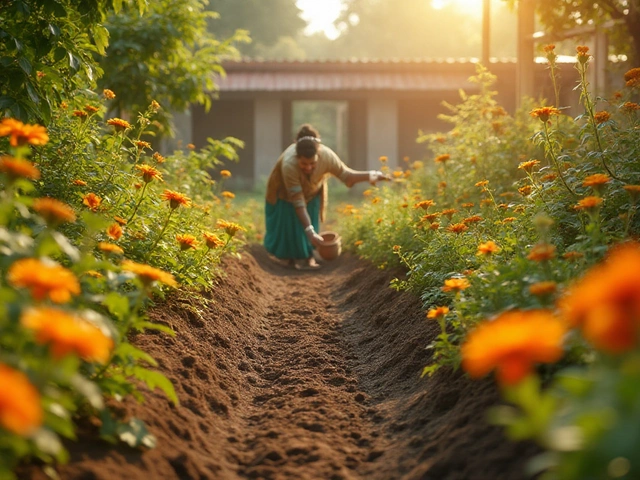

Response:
(304, 226), (325, 247)
(369, 170), (391, 184)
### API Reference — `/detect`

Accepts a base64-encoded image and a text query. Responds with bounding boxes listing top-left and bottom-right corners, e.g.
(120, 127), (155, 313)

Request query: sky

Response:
(296, 0), (485, 39)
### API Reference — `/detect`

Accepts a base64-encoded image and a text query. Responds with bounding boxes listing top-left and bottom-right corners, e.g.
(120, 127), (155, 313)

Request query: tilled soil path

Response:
(26, 246), (538, 480)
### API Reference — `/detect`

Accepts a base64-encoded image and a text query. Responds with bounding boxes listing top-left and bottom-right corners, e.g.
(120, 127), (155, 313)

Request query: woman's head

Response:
(295, 124), (320, 160)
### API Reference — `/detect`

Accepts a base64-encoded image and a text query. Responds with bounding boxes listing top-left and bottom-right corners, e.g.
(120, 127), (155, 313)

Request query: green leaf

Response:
(130, 366), (178, 405)
(92, 25), (110, 55)
(103, 291), (130, 321)
(17, 57), (31, 75)
(0, 96), (16, 110)
(115, 342), (157, 367)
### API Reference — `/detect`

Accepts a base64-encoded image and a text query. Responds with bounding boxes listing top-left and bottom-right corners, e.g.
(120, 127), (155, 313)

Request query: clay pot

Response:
(317, 231), (342, 261)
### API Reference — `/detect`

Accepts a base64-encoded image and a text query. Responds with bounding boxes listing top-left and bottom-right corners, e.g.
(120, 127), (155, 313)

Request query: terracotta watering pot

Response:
(317, 231), (342, 261)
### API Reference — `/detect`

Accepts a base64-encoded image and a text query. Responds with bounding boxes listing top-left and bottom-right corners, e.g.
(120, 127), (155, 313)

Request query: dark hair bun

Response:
(296, 123), (319, 140)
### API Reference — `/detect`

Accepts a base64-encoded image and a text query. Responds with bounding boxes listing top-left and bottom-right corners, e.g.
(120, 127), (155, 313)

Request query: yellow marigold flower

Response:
(412, 160), (424, 170)
(0, 364), (42, 435)
(562, 251), (584, 261)
(530, 106), (561, 122)
(82, 193), (101, 211)
(513, 205), (526, 213)
(152, 152), (165, 163)
(354, 240), (363, 247)
(135, 164), (163, 183)
(371, 197), (381, 204)
(222, 191), (235, 199)
(73, 110), (88, 119)
(414, 199), (435, 210)
(0, 156), (41, 180)
(121, 260), (177, 287)
(203, 231), (224, 249)
(518, 159), (540, 172)
(427, 306), (449, 319)
(72, 179), (87, 186)
(527, 243), (556, 262)
(475, 180), (489, 188)
(559, 242), (640, 353)
(216, 219), (245, 237)
(59, 101), (68, 109)
(582, 173), (610, 187)
(103, 89), (116, 99)
(441, 208), (457, 219)
(187, 143), (195, 150)
(162, 189), (191, 209)
(443, 278), (470, 292)
(98, 242), (124, 255)
(0, 118), (49, 147)
(220, 170), (231, 178)
(113, 216), (128, 226)
(434, 154), (450, 164)
(593, 111), (611, 124)
(21, 307), (113, 363)
(150, 100), (160, 111)
(107, 117), (131, 131)
(429, 222), (440, 230)
(8, 258), (80, 303)
(379, 155), (388, 163)
(575, 196), (603, 211)
(362, 189), (373, 197)
(529, 281), (557, 297)
(106, 223), (123, 241)
(461, 309), (566, 386)
(462, 215), (482, 225)
(392, 170), (403, 179)
(518, 185), (533, 196)
(477, 240), (500, 256)
(624, 68), (640, 87)
(135, 140), (151, 150)
(33, 198), (76, 225)
(84, 270), (103, 278)
(447, 223), (468, 234)
(176, 233), (198, 250)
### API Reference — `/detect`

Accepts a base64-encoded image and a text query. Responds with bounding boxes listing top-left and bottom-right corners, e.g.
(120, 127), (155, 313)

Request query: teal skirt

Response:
(264, 195), (320, 260)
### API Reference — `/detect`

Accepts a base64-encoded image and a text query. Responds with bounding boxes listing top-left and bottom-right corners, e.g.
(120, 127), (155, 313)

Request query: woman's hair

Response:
(295, 124), (320, 158)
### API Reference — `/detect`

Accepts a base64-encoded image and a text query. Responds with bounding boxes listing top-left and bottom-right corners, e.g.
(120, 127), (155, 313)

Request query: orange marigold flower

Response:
(434, 154), (450, 164)
(162, 189), (191, 209)
(0, 364), (42, 435)
(73, 110), (88, 119)
(575, 196), (603, 211)
(98, 242), (124, 255)
(82, 193), (101, 212)
(623, 185), (640, 199)
(462, 215), (483, 225)
(582, 173), (610, 187)
(203, 231), (224, 249)
(379, 155), (388, 163)
(152, 152), (165, 163)
(443, 278), (470, 293)
(84, 270), (103, 278)
(150, 100), (160, 111)
(441, 208), (457, 219)
(477, 240), (500, 256)
(624, 67), (640, 88)
(562, 251), (584, 261)
(461, 309), (566, 386)
(103, 89), (116, 99)
(429, 222), (440, 230)
(447, 223), (468, 234)
(33, 198), (76, 225)
(543, 44), (555, 53)
(21, 307), (113, 363)
(392, 170), (403, 178)
(593, 111), (611, 124)
(176, 233), (198, 250)
(622, 101), (640, 112)
(460, 202), (474, 208)
(186, 143), (196, 150)
(414, 199), (435, 210)
(106, 223), (123, 241)
(527, 243), (556, 262)
(113, 216), (128, 226)
(222, 191), (235, 199)
(106, 118), (131, 131)
(541, 174), (557, 182)
(135, 164), (163, 183)
(559, 242), (640, 353)
(84, 105), (99, 114)
(376, 217), (383, 224)
(220, 170), (231, 178)
(518, 185), (533, 196)
(216, 219), (245, 237)
(421, 213), (439, 224)
(8, 258), (80, 303)
(0, 156), (41, 180)
(502, 217), (517, 223)
(121, 260), (177, 287)
(427, 306), (450, 319)
(135, 140), (151, 150)
(354, 240), (363, 247)
(529, 281), (557, 297)
(392, 245), (401, 252)
(475, 180), (489, 188)
(530, 106), (561, 122)
(518, 159), (540, 172)
(576, 45), (590, 64)
(72, 179), (87, 186)
(0, 118), (49, 147)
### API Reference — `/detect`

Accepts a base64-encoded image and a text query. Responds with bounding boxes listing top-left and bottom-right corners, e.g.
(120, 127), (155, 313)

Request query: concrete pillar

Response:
(591, 29), (609, 97)
(366, 98), (398, 170)
(254, 98), (283, 182)
(516, 0), (535, 108)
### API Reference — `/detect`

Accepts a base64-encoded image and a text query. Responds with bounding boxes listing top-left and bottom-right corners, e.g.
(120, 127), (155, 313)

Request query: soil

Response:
(23, 246), (540, 480)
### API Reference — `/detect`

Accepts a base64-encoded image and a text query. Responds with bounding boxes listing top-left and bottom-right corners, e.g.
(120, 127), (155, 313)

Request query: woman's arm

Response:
(343, 170), (390, 188)
(295, 206), (325, 247)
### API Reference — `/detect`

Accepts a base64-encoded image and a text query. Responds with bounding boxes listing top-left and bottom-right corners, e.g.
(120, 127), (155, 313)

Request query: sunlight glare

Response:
(297, 0), (345, 39)
(431, 0), (484, 16)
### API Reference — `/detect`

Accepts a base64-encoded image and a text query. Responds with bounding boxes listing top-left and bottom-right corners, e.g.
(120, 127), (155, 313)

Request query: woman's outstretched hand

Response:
(369, 170), (392, 185)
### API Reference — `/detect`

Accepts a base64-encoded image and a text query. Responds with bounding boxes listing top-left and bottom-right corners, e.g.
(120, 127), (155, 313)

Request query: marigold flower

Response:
(222, 191), (235, 199)
(98, 242), (124, 255)
(162, 189), (191, 209)
(529, 281), (557, 297)
(441, 208), (457, 219)
(0, 156), (41, 180)
(106, 223), (123, 241)
(443, 278), (470, 293)
(582, 173), (610, 187)
(429, 222), (440, 230)
(82, 193), (101, 211)
(475, 180), (489, 188)
(150, 100), (160, 111)
(434, 154), (450, 164)
(186, 143), (195, 150)
(103, 89), (116, 99)
(502, 217), (517, 223)
(518, 185), (533, 196)
(541, 174), (557, 182)
(72, 179), (87, 186)
(73, 110), (88, 119)
(392, 245), (401, 252)
(113, 216), (128, 226)
(593, 111), (611, 124)
(107, 118), (131, 131)
(623, 185), (640, 199)
(527, 243), (556, 262)
(135, 164), (162, 183)
(477, 240), (500, 256)
(216, 219), (245, 237)
(559, 242), (640, 353)
(447, 223), (468, 234)
(576, 45), (590, 64)
(530, 106), (561, 122)
(8, 258), (80, 303)
(624, 67), (640, 88)
(460, 202), (474, 209)
(392, 170), (403, 179)
(354, 240), (363, 247)
(562, 251), (584, 261)
(518, 160), (540, 172)
(152, 152), (165, 163)
(203, 231), (224, 249)
(412, 160), (424, 170)
(421, 213), (439, 224)
(176, 233), (198, 250)
(0, 364), (42, 435)
(0, 118), (49, 147)
(84, 270), (103, 278)
(379, 155), (388, 163)
(376, 218), (384, 225)
(84, 105), (99, 114)
(21, 307), (113, 363)
(414, 199), (435, 210)
(461, 309), (566, 386)
(33, 198), (76, 225)
(462, 215), (483, 225)
(220, 170), (231, 178)
(622, 101), (640, 112)
(575, 196), (603, 211)
(427, 306), (449, 319)
(121, 260), (177, 287)
(543, 44), (555, 53)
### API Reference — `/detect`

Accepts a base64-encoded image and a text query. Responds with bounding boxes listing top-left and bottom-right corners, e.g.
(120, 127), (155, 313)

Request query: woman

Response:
(264, 124), (390, 269)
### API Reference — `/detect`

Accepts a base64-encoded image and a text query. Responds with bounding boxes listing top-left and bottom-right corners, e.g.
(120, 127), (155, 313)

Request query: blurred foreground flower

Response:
(8, 258), (80, 303)
(0, 364), (42, 435)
